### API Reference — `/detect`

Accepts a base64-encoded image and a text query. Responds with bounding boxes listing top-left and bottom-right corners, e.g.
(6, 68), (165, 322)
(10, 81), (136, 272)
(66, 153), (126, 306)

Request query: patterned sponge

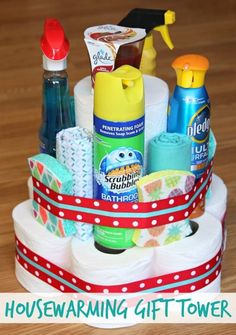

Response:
(28, 153), (77, 237)
(133, 170), (195, 247)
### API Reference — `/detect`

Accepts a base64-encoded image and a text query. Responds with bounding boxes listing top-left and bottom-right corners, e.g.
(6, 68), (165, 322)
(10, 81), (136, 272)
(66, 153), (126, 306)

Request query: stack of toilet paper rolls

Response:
(13, 200), (72, 292)
(20, 171), (227, 294)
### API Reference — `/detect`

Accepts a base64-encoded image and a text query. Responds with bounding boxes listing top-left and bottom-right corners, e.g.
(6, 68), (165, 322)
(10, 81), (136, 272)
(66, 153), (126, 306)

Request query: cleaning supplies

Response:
(168, 54), (210, 179)
(56, 127), (93, 241)
(39, 18), (74, 157)
(118, 8), (175, 76)
(84, 25), (146, 87)
(73, 74), (168, 159)
(28, 153), (77, 237)
(93, 65), (144, 253)
(133, 170), (195, 247)
(147, 132), (192, 174)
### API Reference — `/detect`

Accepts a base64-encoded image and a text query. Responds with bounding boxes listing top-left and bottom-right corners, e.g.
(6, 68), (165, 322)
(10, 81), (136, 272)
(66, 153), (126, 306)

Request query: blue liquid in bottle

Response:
(39, 70), (74, 157)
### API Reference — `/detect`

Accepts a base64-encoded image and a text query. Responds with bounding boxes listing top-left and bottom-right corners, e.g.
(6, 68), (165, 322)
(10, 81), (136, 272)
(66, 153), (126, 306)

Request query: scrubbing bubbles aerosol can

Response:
(93, 65), (144, 253)
(168, 54), (210, 179)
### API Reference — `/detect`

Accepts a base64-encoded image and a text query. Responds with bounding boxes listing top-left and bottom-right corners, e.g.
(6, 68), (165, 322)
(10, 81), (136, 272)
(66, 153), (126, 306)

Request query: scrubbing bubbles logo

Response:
(187, 105), (210, 143)
(96, 147), (143, 197)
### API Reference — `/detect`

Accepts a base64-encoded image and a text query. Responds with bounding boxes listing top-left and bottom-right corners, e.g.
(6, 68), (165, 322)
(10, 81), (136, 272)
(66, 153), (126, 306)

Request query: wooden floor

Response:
(0, 0), (236, 333)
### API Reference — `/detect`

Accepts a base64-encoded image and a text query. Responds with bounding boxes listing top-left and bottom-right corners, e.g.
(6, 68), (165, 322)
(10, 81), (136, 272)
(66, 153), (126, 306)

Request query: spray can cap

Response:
(94, 65), (144, 121)
(172, 54), (209, 88)
(40, 18), (70, 71)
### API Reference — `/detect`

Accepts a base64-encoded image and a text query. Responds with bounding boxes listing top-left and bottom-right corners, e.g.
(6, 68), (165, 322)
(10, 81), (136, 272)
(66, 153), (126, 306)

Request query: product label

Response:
(93, 116), (144, 250)
(94, 115), (144, 138)
(84, 25), (146, 86)
(187, 105), (210, 143)
(94, 226), (135, 249)
(188, 104), (210, 177)
(94, 116), (144, 202)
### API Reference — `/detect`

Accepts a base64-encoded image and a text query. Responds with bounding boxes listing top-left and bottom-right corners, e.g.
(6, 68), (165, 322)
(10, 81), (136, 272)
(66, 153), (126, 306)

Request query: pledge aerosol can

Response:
(168, 54), (210, 179)
(93, 65), (144, 253)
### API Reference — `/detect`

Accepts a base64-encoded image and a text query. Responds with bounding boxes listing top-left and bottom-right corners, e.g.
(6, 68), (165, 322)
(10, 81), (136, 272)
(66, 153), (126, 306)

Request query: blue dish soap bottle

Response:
(39, 18), (74, 157)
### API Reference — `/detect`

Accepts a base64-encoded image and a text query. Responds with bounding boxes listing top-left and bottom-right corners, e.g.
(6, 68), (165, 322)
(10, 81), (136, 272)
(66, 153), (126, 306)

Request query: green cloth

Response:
(147, 132), (192, 173)
(208, 129), (217, 161)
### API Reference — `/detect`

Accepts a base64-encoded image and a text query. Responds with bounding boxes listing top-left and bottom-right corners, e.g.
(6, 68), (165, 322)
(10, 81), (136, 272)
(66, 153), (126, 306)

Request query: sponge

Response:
(28, 153), (77, 237)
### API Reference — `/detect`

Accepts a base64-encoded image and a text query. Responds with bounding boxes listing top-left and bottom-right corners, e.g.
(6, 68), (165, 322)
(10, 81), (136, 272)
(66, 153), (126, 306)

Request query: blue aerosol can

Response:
(167, 54), (210, 179)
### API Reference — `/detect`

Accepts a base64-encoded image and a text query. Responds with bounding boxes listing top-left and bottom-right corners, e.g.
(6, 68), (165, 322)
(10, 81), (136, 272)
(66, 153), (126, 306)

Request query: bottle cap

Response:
(94, 65), (144, 121)
(41, 18), (69, 70)
(172, 54), (209, 88)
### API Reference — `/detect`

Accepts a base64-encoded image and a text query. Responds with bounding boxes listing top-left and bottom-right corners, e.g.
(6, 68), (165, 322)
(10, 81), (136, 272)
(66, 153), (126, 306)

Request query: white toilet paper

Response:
(143, 75), (168, 170)
(74, 76), (94, 133)
(13, 200), (72, 270)
(154, 212), (222, 280)
(27, 176), (33, 199)
(206, 174), (227, 250)
(198, 273), (221, 293)
(71, 238), (152, 329)
(206, 174), (227, 222)
(71, 238), (154, 285)
(15, 259), (57, 293)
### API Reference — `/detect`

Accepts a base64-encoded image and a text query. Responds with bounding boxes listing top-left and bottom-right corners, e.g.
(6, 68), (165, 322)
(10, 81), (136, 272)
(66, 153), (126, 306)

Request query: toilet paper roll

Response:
(154, 212), (222, 277)
(15, 259), (57, 293)
(71, 238), (148, 329)
(206, 174), (227, 222)
(74, 76), (93, 133)
(71, 238), (154, 285)
(143, 75), (168, 171)
(89, 274), (220, 328)
(206, 174), (227, 250)
(27, 176), (33, 199)
(13, 200), (72, 270)
(198, 273), (221, 293)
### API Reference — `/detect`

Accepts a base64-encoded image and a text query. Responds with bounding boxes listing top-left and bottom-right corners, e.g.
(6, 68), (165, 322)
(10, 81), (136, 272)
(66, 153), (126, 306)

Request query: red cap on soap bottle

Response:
(40, 18), (70, 60)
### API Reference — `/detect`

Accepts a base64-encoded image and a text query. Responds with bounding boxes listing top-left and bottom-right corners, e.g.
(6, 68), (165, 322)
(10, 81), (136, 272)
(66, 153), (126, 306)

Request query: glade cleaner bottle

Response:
(168, 54), (210, 179)
(39, 18), (74, 157)
(93, 65), (144, 253)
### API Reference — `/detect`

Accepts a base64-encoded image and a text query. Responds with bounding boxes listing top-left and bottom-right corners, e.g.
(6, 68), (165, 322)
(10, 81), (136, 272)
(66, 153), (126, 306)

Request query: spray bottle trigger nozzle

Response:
(154, 25), (174, 50)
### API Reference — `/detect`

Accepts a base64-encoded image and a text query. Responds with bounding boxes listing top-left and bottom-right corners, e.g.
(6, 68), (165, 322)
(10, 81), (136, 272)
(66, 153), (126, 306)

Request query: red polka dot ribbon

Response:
(32, 161), (213, 229)
(15, 235), (222, 294)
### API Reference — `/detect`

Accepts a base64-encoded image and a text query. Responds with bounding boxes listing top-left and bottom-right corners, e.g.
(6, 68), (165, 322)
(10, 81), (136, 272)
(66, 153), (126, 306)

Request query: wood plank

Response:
(0, 0), (235, 333)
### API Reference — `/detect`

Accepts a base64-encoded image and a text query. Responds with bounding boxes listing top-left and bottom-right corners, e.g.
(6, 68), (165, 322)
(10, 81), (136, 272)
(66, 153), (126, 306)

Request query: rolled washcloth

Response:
(147, 132), (192, 174)
(206, 130), (217, 200)
(56, 127), (93, 241)
(133, 170), (195, 247)
(209, 130), (217, 161)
